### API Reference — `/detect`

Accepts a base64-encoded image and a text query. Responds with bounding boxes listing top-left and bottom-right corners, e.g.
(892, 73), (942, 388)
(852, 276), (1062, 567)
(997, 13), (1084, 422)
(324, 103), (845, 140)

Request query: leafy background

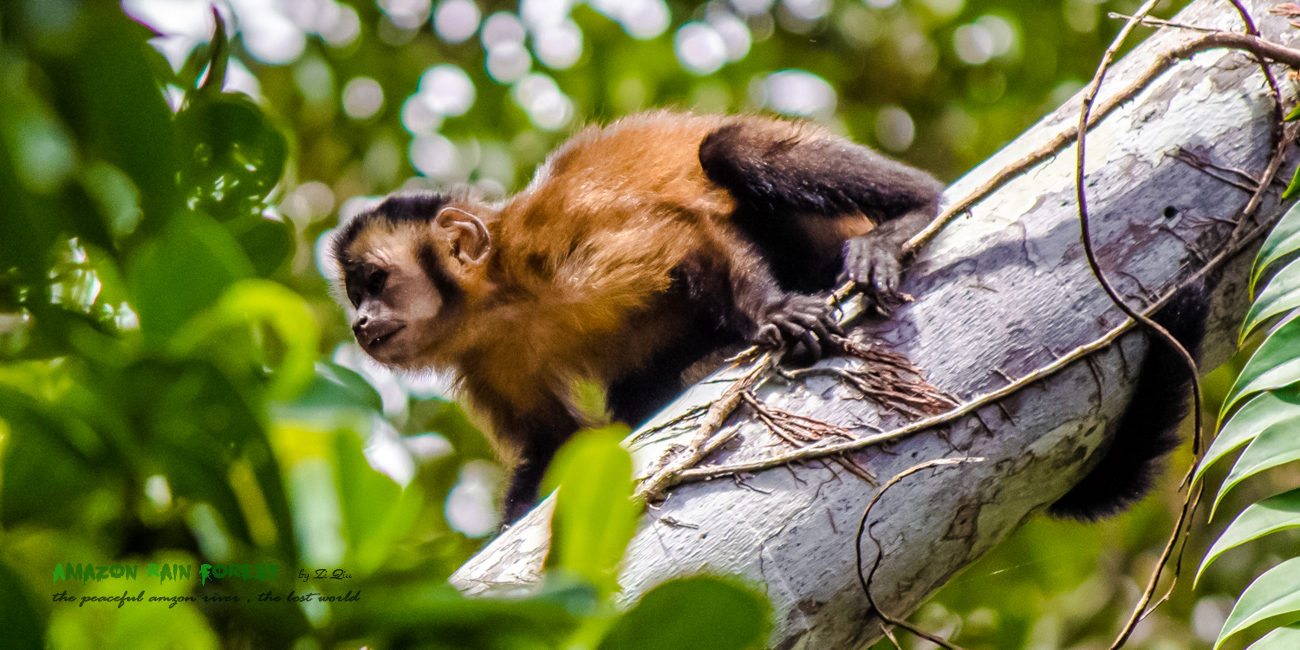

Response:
(2, 0), (1298, 648)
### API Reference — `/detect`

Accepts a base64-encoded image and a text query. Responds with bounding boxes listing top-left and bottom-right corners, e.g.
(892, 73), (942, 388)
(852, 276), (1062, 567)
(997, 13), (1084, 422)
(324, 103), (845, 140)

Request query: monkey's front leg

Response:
(469, 382), (581, 526)
(502, 434), (563, 525)
(840, 208), (932, 314)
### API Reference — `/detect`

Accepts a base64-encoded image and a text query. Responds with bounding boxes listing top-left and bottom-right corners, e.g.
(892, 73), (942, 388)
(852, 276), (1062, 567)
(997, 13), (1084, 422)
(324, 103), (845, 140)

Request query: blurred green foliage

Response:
(2, 0), (1298, 648)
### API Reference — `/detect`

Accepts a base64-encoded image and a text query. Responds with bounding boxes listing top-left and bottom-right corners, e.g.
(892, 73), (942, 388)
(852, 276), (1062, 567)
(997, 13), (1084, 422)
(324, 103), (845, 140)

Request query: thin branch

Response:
(1075, 7), (1203, 649)
(1169, 147), (1261, 194)
(630, 403), (708, 443)
(1107, 12), (1219, 33)
(634, 353), (773, 502)
(856, 458), (984, 650)
(1224, 0), (1287, 226)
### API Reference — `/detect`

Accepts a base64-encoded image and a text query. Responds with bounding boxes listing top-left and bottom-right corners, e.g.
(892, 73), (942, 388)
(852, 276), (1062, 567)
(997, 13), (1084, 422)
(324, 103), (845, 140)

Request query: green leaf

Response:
(598, 577), (770, 650)
(1213, 421), (1300, 517)
(69, 7), (178, 228)
(333, 581), (582, 644)
(227, 214), (294, 277)
(334, 430), (419, 573)
(175, 95), (288, 222)
(1287, 103), (1300, 121)
(1221, 317), (1300, 417)
(0, 125), (54, 280)
(1199, 487), (1300, 585)
(1216, 556), (1300, 649)
(197, 7), (229, 96)
(1248, 625), (1300, 649)
(1282, 165), (1300, 202)
(1197, 390), (1300, 486)
(291, 362), (384, 414)
(544, 425), (639, 595)
(128, 211), (253, 348)
(0, 391), (98, 528)
(1252, 202), (1300, 295)
(1242, 257), (1300, 342)
(170, 279), (321, 401)
(0, 560), (43, 650)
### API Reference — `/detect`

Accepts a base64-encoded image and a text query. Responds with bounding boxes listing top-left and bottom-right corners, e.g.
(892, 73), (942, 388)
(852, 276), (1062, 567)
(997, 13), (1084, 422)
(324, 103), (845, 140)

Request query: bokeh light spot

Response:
(418, 64), (476, 117)
(342, 77), (384, 119)
(675, 22), (727, 76)
(760, 69), (836, 119)
(434, 0), (481, 43)
(875, 105), (915, 152)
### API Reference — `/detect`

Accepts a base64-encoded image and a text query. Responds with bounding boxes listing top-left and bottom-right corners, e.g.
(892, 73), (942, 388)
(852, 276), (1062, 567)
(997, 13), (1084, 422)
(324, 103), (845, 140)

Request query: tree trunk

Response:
(451, 1), (1297, 647)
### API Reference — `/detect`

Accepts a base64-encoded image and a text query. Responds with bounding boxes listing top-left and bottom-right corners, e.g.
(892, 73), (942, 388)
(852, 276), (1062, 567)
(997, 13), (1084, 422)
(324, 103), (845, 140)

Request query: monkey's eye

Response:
(366, 269), (389, 296)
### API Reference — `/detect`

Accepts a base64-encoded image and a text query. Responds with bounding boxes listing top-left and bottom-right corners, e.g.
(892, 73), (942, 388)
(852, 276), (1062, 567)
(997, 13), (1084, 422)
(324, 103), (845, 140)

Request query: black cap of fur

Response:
(331, 192), (451, 265)
(1048, 283), (1210, 520)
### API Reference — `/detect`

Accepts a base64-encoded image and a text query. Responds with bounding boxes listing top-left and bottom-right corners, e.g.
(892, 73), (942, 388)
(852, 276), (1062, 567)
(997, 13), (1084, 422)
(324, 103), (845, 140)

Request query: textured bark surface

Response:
(452, 2), (1298, 647)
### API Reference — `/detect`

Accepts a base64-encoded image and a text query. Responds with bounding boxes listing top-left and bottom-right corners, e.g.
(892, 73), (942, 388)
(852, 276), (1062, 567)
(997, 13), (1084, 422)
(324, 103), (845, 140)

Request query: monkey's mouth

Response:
(362, 324), (406, 350)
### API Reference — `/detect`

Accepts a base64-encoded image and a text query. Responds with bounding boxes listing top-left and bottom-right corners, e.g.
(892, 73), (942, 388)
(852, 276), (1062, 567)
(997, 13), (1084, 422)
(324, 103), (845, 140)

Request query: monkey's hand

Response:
(840, 209), (932, 316)
(752, 294), (843, 366)
(840, 232), (910, 317)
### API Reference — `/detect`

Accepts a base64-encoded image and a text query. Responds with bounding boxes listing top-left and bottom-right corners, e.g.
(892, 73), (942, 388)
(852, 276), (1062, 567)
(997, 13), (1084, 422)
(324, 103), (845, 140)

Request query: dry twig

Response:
(634, 353), (773, 502)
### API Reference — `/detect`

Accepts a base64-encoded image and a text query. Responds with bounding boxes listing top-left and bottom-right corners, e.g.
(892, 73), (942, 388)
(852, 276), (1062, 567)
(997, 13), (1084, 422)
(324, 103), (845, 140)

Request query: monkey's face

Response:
(335, 206), (492, 368)
(343, 248), (442, 367)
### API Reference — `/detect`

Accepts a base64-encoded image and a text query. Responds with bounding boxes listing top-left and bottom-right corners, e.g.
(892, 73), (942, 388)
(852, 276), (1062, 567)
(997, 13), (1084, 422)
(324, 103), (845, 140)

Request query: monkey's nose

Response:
(352, 316), (369, 337)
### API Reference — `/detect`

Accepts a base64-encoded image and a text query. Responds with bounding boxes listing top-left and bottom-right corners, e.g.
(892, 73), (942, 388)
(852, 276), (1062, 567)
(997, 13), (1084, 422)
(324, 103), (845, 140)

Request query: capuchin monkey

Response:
(329, 110), (1201, 525)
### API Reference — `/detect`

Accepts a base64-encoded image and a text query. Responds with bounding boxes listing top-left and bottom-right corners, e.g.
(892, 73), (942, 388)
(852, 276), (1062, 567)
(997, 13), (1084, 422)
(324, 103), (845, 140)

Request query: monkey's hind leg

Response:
(699, 119), (944, 304)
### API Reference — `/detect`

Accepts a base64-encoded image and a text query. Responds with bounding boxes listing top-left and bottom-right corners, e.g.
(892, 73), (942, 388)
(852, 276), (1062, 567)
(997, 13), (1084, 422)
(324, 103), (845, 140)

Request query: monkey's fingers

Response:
(754, 323), (784, 348)
(778, 323), (823, 365)
(789, 310), (838, 349)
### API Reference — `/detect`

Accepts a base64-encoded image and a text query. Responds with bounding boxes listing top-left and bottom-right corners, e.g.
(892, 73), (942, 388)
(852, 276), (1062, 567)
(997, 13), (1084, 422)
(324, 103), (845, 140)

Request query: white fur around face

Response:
(346, 225), (447, 369)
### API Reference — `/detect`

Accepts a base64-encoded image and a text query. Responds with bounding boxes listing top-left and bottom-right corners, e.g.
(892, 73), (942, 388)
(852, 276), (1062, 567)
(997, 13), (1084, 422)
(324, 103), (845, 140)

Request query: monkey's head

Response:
(330, 193), (494, 368)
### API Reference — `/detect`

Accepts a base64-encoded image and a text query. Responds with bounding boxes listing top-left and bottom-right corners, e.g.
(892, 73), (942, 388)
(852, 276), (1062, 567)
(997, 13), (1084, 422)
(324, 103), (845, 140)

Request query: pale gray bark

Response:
(452, 1), (1297, 647)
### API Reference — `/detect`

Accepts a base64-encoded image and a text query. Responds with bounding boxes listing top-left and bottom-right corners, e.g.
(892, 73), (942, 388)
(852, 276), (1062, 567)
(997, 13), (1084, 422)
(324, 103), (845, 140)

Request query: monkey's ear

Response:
(435, 207), (491, 265)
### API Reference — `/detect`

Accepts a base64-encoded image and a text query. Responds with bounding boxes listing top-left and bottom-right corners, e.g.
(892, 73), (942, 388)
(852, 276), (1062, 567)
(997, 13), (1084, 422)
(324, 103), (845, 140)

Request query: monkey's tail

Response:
(1047, 283), (1210, 521)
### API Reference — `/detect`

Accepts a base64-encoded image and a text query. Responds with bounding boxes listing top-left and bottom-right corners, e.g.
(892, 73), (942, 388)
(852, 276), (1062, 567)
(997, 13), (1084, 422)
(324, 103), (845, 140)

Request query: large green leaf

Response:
(333, 580), (583, 645)
(291, 362), (384, 414)
(175, 95), (288, 222)
(67, 7), (178, 228)
(1241, 257), (1300, 343)
(1198, 488), (1300, 585)
(0, 391), (98, 528)
(1221, 317), (1300, 417)
(128, 211), (253, 348)
(334, 429), (419, 574)
(1252, 202), (1300, 295)
(544, 426), (639, 595)
(227, 214), (293, 277)
(598, 577), (770, 650)
(1248, 625), (1300, 649)
(1216, 557), (1300, 649)
(170, 279), (320, 401)
(1213, 422), (1300, 517)
(1196, 390), (1300, 486)
(0, 116), (54, 280)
